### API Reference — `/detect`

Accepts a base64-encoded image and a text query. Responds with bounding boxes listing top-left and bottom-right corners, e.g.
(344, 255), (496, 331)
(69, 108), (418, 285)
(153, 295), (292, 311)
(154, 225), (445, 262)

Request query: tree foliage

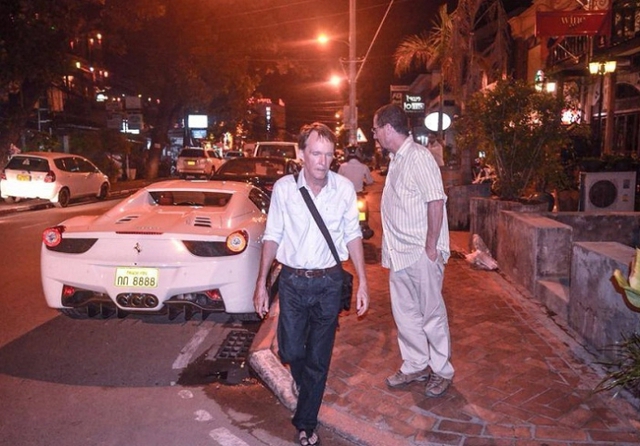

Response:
(1, 0), (293, 176)
(394, 0), (510, 109)
(455, 78), (568, 200)
(0, 0), (103, 163)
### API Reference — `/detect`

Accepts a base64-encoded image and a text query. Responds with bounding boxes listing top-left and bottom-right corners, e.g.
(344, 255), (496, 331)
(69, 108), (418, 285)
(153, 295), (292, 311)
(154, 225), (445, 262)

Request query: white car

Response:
(41, 179), (276, 320)
(175, 147), (225, 179)
(253, 141), (301, 161)
(1, 152), (110, 207)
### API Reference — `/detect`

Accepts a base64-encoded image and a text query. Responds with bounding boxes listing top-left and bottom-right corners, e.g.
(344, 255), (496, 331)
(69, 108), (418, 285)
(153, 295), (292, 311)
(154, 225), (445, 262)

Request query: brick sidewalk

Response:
(322, 230), (640, 445)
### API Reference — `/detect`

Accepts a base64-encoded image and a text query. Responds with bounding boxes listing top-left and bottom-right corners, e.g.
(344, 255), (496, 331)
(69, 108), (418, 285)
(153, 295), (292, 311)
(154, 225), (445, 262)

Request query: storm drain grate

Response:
(214, 330), (255, 360)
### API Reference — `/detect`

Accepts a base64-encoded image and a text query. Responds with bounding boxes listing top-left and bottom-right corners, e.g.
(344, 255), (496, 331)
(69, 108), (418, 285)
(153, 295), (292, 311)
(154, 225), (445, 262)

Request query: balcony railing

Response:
(548, 1), (640, 66)
(611, 0), (640, 46)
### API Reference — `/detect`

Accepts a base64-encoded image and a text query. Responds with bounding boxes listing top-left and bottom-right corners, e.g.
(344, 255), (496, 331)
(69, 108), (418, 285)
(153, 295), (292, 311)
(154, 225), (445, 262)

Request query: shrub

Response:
(455, 78), (568, 200)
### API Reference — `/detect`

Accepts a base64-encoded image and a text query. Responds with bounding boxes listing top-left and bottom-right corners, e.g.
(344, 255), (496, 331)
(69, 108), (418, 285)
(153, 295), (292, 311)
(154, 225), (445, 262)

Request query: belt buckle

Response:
(304, 269), (316, 278)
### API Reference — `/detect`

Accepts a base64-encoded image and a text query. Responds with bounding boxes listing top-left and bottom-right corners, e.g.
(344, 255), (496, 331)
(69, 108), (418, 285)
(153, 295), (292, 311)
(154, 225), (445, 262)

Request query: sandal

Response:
(298, 429), (320, 446)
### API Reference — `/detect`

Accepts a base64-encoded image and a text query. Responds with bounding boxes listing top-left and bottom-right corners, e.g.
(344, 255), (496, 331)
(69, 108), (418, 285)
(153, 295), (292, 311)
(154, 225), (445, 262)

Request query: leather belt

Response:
(282, 264), (341, 278)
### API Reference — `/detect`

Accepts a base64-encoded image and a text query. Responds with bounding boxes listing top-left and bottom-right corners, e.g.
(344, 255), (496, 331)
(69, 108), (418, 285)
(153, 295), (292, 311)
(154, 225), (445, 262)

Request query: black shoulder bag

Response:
(296, 179), (354, 312)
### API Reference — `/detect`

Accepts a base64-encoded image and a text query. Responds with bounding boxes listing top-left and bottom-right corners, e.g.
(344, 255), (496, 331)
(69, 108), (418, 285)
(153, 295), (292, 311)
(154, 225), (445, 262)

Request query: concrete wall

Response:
(497, 211), (572, 297)
(446, 183), (491, 231)
(490, 209), (640, 358)
(469, 197), (549, 257)
(548, 212), (640, 246)
(569, 242), (640, 360)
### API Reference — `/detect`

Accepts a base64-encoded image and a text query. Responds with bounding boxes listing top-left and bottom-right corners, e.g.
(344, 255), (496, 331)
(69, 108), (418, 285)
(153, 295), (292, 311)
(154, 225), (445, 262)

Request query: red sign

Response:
(536, 11), (610, 37)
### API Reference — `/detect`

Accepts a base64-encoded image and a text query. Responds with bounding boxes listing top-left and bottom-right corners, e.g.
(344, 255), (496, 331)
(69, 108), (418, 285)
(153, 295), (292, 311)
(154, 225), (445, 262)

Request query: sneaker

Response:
(385, 367), (430, 388)
(425, 374), (451, 398)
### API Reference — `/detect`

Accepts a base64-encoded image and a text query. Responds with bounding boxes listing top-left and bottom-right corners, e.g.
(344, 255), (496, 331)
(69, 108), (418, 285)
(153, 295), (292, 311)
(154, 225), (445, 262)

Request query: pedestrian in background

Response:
(253, 122), (370, 446)
(338, 145), (374, 193)
(372, 104), (454, 398)
(426, 131), (445, 167)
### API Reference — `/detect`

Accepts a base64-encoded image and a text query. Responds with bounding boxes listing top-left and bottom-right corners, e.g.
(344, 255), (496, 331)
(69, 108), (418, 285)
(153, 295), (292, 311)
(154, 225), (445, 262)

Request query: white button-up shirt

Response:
(263, 169), (362, 269)
(381, 136), (450, 272)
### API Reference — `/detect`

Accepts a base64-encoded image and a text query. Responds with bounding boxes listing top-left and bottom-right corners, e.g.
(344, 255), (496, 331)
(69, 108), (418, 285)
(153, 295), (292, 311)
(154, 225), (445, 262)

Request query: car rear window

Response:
(178, 149), (204, 158)
(150, 191), (232, 207)
(6, 156), (50, 172)
(218, 158), (285, 176)
(256, 144), (296, 158)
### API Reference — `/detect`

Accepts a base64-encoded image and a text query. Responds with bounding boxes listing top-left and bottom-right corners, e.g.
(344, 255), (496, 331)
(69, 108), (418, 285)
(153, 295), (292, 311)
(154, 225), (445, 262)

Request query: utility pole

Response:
(348, 0), (357, 146)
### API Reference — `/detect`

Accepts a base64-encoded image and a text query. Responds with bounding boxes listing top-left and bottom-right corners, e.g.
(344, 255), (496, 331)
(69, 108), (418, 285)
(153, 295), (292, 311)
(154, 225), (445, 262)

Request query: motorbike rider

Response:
(338, 145), (374, 193)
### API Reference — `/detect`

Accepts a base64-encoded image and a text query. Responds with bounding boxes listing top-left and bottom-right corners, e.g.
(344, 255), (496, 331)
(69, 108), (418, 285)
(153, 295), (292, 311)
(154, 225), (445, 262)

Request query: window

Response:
(150, 191), (232, 207)
(7, 156), (50, 172)
(249, 187), (270, 214)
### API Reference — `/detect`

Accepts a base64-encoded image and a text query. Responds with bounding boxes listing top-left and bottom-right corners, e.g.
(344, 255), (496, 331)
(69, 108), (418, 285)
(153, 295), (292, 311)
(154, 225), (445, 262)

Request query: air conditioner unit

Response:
(579, 171), (637, 212)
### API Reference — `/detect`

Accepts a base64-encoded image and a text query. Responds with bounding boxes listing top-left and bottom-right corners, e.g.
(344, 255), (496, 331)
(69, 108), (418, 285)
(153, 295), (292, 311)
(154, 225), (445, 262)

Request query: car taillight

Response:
(43, 225), (65, 247)
(44, 171), (56, 183)
(0, 170), (5, 180)
(226, 230), (248, 254)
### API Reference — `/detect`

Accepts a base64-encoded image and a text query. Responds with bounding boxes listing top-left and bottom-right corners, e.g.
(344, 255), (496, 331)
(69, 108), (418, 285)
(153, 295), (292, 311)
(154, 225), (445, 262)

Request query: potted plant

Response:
(598, 252), (640, 401)
(457, 78), (568, 201)
(456, 78), (569, 255)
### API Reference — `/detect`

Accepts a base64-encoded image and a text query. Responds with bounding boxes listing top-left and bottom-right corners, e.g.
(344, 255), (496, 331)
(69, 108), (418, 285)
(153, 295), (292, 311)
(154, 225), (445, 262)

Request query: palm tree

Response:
(394, 0), (510, 111)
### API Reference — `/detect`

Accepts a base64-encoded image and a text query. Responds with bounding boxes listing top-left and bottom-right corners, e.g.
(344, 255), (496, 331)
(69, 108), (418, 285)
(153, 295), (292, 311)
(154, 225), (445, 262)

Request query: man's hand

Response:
(356, 283), (369, 317)
(425, 246), (438, 262)
(253, 284), (270, 319)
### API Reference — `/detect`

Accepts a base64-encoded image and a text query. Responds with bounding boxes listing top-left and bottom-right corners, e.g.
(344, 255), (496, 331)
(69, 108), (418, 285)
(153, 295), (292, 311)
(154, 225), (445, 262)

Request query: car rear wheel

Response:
(98, 182), (109, 200)
(3, 197), (15, 204)
(55, 188), (71, 208)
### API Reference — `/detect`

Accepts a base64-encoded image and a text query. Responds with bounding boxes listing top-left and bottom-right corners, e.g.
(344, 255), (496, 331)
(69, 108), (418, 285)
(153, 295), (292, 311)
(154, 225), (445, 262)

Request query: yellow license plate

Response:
(115, 267), (158, 288)
(17, 174), (31, 181)
(186, 160), (196, 166)
(359, 212), (366, 221)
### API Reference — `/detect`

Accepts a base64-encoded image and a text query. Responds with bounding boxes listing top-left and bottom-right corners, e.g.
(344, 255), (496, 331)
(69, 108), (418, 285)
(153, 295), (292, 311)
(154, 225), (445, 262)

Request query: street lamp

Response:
(318, 0), (358, 146)
(589, 60), (616, 155)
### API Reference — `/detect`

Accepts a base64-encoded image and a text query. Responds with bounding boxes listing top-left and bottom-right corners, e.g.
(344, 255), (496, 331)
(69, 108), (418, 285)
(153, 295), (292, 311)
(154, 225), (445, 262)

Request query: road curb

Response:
(247, 300), (298, 412)
(248, 299), (409, 446)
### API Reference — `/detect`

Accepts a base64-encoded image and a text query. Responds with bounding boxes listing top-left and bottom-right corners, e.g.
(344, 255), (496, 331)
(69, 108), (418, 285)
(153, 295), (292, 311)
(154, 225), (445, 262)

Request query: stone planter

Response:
(446, 183), (491, 231)
(556, 189), (580, 212)
(469, 196), (549, 257)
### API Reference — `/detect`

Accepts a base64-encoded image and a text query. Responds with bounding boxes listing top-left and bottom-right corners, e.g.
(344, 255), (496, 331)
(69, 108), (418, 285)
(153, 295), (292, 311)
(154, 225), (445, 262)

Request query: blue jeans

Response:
(277, 267), (342, 432)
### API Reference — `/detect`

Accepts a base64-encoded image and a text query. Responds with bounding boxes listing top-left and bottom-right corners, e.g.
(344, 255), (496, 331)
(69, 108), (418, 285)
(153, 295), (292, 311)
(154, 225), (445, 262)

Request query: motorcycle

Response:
(357, 191), (374, 240)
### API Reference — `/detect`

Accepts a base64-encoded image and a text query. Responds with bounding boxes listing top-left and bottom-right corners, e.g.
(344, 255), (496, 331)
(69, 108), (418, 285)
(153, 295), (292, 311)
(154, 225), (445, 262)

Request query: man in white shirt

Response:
(426, 132), (445, 167)
(373, 104), (453, 398)
(337, 146), (374, 193)
(253, 122), (369, 446)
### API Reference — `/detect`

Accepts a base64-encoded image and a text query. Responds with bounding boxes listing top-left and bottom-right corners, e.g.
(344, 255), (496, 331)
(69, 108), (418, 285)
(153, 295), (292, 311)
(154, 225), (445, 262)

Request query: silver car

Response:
(0, 152), (110, 207)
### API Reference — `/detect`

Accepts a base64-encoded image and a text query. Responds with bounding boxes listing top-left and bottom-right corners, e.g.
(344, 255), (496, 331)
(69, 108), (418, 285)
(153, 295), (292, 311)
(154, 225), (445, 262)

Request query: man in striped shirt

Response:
(372, 104), (454, 398)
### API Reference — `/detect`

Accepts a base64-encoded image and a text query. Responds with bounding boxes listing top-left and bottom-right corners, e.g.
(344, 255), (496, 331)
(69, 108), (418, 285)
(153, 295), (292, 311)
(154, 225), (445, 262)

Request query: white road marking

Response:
(209, 427), (250, 446)
(172, 327), (211, 369)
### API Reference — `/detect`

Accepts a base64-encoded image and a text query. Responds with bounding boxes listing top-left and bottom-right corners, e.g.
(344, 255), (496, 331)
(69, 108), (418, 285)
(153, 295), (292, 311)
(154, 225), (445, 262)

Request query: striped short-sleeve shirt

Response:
(381, 136), (450, 272)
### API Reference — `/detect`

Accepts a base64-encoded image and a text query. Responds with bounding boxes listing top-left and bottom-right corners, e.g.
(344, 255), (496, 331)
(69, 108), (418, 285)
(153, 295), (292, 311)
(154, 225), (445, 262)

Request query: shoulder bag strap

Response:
(294, 173), (343, 269)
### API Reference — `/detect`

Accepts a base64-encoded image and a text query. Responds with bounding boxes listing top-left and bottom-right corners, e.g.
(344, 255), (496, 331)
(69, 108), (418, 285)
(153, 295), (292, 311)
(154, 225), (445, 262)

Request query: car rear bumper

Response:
(0, 180), (57, 201)
(41, 244), (260, 314)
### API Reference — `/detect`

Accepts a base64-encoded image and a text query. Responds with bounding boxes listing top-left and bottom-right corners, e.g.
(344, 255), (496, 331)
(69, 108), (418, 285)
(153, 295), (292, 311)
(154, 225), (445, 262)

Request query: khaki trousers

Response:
(389, 251), (454, 379)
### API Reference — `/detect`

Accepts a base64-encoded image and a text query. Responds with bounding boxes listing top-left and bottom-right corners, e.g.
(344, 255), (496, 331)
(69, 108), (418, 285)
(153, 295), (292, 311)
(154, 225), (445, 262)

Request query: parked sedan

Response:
(41, 179), (277, 320)
(211, 156), (300, 196)
(1, 152), (110, 207)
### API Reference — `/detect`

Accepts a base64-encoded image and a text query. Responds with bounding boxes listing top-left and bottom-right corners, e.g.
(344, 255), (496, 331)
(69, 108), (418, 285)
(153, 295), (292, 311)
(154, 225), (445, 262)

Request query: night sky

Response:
(253, 0), (532, 134)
